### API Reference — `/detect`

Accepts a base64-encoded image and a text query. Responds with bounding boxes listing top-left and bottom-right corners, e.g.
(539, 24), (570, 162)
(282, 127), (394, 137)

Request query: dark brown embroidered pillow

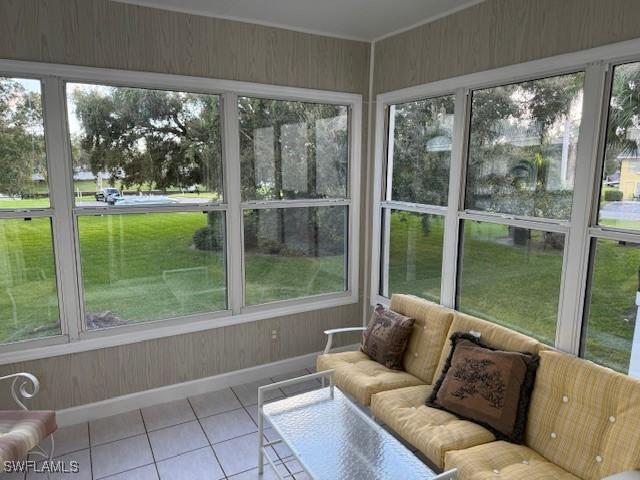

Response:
(361, 304), (415, 370)
(426, 332), (539, 444)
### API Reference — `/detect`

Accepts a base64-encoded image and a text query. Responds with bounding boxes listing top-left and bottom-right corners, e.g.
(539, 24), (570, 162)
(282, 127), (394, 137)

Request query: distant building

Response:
(618, 155), (640, 199)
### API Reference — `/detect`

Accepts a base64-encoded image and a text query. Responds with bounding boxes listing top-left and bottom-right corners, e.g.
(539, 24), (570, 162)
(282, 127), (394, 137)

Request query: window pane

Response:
(0, 218), (60, 342)
(239, 97), (348, 201)
(244, 206), (347, 305)
(78, 212), (226, 328)
(598, 62), (640, 230)
(583, 239), (640, 376)
(457, 221), (564, 345)
(0, 77), (49, 209)
(380, 210), (443, 302)
(67, 83), (223, 207)
(388, 96), (454, 205)
(466, 73), (584, 219)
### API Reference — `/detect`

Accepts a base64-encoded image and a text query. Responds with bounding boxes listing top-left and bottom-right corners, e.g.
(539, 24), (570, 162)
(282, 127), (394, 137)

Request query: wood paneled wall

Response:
(0, 0), (370, 94)
(374, 0), (640, 94)
(0, 0), (369, 410)
(5, 0), (638, 411)
(0, 304), (361, 410)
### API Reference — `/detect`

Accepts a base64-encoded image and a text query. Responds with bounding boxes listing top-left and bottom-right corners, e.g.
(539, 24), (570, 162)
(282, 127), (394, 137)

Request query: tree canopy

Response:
(0, 78), (45, 198)
(71, 86), (222, 193)
(604, 62), (640, 176)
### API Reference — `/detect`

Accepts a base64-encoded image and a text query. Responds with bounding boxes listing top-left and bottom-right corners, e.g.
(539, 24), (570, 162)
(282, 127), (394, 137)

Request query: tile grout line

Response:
(78, 373), (314, 480)
(139, 408), (162, 480)
(84, 402), (247, 454)
(230, 381), (295, 477)
(186, 396), (228, 480)
(87, 422), (94, 480)
(231, 384), (294, 477)
(99, 461), (157, 480)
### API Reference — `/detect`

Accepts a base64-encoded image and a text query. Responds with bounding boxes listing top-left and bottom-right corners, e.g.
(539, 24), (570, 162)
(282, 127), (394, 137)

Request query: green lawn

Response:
(0, 209), (637, 374)
(78, 213), (227, 324)
(0, 212), (345, 342)
(598, 217), (640, 231)
(457, 222), (563, 347)
(386, 211), (443, 302)
(0, 218), (60, 342)
(0, 198), (51, 209)
(386, 213), (637, 373)
(584, 240), (639, 371)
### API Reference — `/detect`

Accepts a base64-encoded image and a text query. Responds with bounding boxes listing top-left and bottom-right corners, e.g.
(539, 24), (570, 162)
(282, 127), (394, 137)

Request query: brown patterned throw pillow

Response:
(361, 304), (415, 370)
(426, 332), (539, 443)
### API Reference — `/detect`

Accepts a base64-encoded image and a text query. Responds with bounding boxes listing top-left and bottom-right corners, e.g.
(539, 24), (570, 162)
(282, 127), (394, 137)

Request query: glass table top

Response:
(263, 387), (439, 480)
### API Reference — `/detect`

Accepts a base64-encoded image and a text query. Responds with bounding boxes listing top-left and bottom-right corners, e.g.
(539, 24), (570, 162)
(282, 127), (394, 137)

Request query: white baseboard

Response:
(56, 344), (358, 427)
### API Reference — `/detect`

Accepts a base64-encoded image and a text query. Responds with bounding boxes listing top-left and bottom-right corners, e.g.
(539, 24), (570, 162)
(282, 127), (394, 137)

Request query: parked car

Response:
(106, 193), (124, 205)
(95, 188), (121, 202)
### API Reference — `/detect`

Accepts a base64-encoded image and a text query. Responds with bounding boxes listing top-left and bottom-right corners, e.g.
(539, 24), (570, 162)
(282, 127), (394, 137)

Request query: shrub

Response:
(192, 223), (224, 251)
(603, 188), (623, 202)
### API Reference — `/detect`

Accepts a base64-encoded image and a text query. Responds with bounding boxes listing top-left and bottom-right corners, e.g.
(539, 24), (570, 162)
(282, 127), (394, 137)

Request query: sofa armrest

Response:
(603, 472), (640, 480)
(323, 327), (366, 354)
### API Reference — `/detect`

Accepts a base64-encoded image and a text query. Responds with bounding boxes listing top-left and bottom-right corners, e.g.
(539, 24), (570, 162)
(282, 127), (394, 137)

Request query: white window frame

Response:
(0, 60), (361, 364)
(371, 37), (640, 355)
(580, 59), (640, 368)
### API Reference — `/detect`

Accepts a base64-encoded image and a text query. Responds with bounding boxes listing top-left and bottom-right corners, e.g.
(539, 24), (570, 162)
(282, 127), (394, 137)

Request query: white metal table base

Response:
(258, 369), (334, 479)
(257, 369), (457, 480)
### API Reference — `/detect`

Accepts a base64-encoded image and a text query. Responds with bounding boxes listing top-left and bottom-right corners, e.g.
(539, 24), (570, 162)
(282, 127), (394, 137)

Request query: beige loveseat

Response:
(316, 294), (640, 480)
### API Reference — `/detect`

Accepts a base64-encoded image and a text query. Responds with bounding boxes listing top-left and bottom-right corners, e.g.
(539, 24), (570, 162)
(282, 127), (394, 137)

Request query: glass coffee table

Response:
(258, 369), (457, 479)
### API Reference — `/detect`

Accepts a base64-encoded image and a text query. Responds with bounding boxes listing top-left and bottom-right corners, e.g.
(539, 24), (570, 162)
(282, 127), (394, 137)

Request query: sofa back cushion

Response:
(389, 294), (454, 384)
(526, 351), (640, 480)
(435, 312), (541, 380)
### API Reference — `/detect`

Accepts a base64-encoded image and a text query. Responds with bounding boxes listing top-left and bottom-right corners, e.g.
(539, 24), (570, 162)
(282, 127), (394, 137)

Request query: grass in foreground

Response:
(0, 210), (637, 373)
(386, 213), (637, 372)
(0, 211), (345, 342)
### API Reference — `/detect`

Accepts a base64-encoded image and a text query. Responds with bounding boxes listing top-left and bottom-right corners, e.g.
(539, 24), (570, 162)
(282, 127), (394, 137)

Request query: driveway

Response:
(600, 201), (640, 221)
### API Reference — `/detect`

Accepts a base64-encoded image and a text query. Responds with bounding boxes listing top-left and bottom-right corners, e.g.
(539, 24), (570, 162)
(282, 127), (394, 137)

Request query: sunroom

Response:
(0, 1), (639, 479)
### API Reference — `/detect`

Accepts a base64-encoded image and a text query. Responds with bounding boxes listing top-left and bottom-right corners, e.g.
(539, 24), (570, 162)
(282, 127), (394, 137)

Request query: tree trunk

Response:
(307, 118), (319, 257)
(273, 122), (285, 245)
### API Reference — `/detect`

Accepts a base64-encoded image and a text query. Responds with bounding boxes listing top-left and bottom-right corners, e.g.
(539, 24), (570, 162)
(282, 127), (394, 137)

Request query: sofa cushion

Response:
(316, 351), (424, 405)
(0, 410), (57, 463)
(361, 304), (415, 370)
(526, 351), (640, 480)
(390, 294), (455, 384)
(445, 441), (581, 480)
(428, 334), (539, 444)
(370, 385), (495, 468)
(435, 312), (541, 380)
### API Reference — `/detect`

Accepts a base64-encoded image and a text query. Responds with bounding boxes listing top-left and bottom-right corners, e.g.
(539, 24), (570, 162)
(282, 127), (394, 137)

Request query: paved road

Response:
(600, 201), (640, 220)
(76, 195), (211, 207)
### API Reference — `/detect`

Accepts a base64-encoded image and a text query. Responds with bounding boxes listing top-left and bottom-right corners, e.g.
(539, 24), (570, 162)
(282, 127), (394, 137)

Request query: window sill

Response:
(0, 292), (358, 366)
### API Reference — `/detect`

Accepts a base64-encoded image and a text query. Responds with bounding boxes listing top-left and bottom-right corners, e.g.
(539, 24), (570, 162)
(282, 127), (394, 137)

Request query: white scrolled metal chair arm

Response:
(0, 373), (40, 411)
(602, 472), (640, 480)
(323, 326), (366, 354)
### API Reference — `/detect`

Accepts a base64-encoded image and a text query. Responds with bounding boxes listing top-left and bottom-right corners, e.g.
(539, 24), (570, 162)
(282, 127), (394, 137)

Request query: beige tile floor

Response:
(4, 367), (429, 480)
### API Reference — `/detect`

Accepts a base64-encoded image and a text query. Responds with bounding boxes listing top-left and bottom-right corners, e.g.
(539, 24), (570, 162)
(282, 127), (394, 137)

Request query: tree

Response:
(465, 73), (584, 219)
(238, 98), (348, 254)
(0, 79), (45, 198)
(390, 96), (455, 209)
(72, 86), (222, 194)
(603, 63), (640, 177)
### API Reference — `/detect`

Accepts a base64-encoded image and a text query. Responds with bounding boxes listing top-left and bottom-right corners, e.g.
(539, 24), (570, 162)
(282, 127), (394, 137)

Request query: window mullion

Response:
(556, 62), (608, 354)
(369, 101), (389, 306)
(440, 88), (469, 309)
(42, 76), (83, 341)
(241, 199), (349, 209)
(222, 92), (244, 313)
